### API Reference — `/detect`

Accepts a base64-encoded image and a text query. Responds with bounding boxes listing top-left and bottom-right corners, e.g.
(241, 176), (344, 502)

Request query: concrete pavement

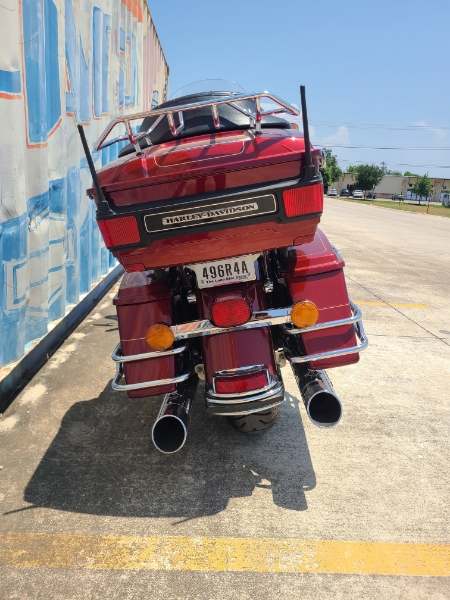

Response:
(0, 198), (449, 598)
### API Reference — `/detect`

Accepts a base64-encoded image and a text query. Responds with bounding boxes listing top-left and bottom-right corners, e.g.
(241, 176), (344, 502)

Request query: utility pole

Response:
(381, 161), (386, 173)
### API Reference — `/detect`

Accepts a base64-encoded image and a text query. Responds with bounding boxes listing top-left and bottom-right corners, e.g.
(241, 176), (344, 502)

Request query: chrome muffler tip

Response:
(291, 365), (343, 428)
(152, 415), (188, 454)
(151, 374), (198, 454)
(306, 386), (342, 428)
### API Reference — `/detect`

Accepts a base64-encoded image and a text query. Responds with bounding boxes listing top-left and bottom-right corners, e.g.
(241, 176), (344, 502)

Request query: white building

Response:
(334, 174), (449, 201)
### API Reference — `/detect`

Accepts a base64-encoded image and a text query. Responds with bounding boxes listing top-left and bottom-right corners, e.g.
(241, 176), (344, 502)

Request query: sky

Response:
(147, 0), (450, 179)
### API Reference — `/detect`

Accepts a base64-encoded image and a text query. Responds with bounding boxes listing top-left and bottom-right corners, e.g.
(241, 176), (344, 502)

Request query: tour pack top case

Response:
(87, 89), (324, 272)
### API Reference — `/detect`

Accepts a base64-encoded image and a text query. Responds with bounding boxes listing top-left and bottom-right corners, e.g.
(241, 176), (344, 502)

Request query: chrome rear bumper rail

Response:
(169, 299), (364, 341)
(170, 307), (293, 340)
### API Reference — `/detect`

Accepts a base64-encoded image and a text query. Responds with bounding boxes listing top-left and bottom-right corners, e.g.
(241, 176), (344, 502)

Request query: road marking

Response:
(355, 301), (429, 308)
(0, 533), (449, 576)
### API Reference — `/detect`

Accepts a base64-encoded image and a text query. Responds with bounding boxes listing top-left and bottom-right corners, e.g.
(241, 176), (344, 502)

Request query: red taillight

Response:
(97, 216), (140, 247)
(215, 371), (268, 394)
(211, 292), (251, 327)
(282, 183), (323, 217)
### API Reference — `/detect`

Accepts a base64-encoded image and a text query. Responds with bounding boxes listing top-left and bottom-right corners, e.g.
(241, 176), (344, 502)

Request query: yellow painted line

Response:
(355, 301), (429, 308)
(0, 533), (449, 576)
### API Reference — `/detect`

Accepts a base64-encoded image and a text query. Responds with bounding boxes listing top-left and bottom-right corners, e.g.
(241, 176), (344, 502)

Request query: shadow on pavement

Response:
(23, 383), (316, 518)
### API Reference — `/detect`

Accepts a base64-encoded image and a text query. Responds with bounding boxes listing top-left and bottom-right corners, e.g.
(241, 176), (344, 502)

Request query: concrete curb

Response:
(0, 264), (124, 411)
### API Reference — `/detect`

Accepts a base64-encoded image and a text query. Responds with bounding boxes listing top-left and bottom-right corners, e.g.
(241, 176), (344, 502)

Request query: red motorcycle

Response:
(79, 81), (367, 454)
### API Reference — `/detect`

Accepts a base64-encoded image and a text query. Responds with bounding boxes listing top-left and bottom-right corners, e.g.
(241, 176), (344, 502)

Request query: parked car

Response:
(392, 194), (404, 201)
(328, 188), (338, 197)
(353, 190), (364, 199)
(443, 193), (450, 207)
(340, 189), (350, 197)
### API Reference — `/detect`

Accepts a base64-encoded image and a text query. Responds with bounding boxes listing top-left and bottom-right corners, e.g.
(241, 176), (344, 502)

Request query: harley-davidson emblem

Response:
(162, 202), (258, 225)
(144, 194), (277, 233)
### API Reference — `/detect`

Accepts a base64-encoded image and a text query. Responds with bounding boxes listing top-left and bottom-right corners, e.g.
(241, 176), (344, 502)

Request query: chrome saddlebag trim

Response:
(111, 342), (188, 363)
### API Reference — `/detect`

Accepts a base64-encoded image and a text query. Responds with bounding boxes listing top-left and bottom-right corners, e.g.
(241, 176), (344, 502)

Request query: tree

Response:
(354, 164), (385, 197)
(347, 165), (360, 173)
(385, 169), (403, 176)
(411, 174), (431, 206)
(320, 166), (333, 193)
(404, 171), (420, 177)
(322, 148), (342, 184)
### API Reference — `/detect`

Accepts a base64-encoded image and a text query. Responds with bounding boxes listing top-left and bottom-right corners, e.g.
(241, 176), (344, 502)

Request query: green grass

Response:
(333, 197), (450, 218)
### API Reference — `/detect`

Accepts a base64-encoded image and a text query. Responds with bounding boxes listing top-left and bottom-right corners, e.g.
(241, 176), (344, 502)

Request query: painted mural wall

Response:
(0, 0), (168, 369)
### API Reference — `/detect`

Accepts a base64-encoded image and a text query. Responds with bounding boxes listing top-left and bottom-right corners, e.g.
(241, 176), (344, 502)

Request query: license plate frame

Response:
(187, 254), (260, 289)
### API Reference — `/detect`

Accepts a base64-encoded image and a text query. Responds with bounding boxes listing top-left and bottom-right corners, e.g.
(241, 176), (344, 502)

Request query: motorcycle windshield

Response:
(170, 79), (245, 100)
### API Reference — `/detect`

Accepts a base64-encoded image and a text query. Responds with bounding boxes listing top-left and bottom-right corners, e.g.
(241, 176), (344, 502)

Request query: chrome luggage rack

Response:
(94, 92), (300, 154)
(111, 300), (367, 392)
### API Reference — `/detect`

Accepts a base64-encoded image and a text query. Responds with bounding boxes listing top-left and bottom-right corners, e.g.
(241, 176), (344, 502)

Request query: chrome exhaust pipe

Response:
(291, 364), (342, 428)
(152, 375), (199, 454)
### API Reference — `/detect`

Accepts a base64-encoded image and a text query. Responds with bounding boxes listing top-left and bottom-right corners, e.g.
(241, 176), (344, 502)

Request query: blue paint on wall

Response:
(22, 0), (61, 142)
(93, 7), (111, 118)
(0, 170), (115, 367)
(125, 32), (137, 107)
(0, 70), (21, 94)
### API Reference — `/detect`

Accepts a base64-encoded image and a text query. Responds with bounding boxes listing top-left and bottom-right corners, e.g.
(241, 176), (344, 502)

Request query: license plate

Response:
(188, 255), (258, 289)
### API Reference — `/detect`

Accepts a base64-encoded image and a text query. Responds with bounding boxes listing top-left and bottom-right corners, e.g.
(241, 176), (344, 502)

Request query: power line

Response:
(337, 159), (450, 169)
(311, 120), (450, 131)
(315, 144), (450, 151)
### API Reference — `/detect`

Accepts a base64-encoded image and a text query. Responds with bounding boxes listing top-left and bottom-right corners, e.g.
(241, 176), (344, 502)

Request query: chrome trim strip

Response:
(206, 382), (284, 405)
(287, 319), (368, 364)
(210, 364), (275, 398)
(213, 399), (285, 417)
(112, 363), (191, 392)
(111, 342), (188, 363)
(171, 307), (292, 340)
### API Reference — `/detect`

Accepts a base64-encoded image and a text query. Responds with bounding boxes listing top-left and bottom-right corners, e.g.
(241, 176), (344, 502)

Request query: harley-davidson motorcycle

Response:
(78, 81), (367, 454)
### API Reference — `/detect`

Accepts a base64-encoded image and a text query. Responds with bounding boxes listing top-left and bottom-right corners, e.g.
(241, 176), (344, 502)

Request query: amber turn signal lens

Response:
(146, 323), (174, 351)
(290, 301), (319, 328)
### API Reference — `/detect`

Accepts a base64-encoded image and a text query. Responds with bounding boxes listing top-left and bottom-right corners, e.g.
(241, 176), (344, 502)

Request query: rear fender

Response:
(197, 277), (277, 385)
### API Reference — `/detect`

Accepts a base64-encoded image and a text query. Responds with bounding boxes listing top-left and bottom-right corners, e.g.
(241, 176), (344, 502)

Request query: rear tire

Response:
(227, 406), (279, 434)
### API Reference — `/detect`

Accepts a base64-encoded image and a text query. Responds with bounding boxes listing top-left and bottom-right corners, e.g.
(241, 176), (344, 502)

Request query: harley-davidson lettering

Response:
(162, 202), (258, 226)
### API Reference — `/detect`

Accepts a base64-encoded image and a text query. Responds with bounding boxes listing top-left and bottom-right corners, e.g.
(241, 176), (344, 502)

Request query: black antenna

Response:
(300, 85), (313, 169)
(77, 124), (114, 216)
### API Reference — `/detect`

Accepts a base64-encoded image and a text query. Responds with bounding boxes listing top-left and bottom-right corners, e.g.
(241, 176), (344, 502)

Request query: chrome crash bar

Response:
(284, 299), (368, 363)
(94, 92), (300, 152)
(287, 318), (368, 364)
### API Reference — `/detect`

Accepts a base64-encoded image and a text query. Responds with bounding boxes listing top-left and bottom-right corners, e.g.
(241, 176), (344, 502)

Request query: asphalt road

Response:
(0, 198), (449, 599)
